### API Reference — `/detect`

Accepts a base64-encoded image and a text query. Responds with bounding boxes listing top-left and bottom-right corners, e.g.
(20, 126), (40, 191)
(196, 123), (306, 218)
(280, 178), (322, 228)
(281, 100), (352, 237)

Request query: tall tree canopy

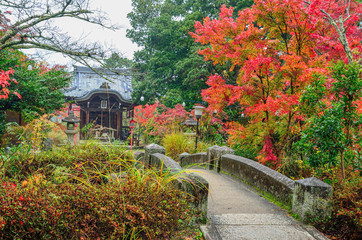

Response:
(103, 53), (133, 69)
(191, 0), (362, 165)
(127, 0), (253, 108)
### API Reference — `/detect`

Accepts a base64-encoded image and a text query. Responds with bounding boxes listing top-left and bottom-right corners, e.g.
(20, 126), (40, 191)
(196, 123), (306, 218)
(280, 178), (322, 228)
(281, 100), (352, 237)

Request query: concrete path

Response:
(193, 168), (328, 240)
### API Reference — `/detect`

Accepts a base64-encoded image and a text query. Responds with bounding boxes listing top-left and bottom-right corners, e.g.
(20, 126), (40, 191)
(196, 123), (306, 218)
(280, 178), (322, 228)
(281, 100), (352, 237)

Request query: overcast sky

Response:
(26, 0), (140, 67)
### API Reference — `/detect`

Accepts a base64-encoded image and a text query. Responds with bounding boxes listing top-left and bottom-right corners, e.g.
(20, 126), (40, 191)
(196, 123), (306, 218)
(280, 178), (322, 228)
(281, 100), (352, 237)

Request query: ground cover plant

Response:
(0, 138), (203, 239)
(312, 167), (362, 239)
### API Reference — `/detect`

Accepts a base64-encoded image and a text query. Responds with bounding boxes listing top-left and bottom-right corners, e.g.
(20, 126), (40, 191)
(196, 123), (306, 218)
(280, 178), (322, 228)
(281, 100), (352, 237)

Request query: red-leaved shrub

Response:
(0, 179), (195, 239)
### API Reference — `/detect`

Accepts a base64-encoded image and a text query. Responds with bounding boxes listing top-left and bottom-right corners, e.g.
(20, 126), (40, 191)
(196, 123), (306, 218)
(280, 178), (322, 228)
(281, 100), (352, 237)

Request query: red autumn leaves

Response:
(190, 0), (361, 165)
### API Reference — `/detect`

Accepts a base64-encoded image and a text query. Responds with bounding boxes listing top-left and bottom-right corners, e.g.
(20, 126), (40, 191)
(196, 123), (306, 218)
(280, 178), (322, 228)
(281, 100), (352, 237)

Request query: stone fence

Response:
(221, 154), (294, 206)
(135, 144), (209, 222)
(178, 145), (332, 223)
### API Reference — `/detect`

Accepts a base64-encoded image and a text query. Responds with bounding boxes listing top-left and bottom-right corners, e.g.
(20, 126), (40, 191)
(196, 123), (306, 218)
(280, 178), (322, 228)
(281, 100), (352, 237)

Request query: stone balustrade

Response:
(144, 143), (165, 166)
(179, 152), (207, 167)
(293, 177), (332, 222)
(176, 144), (332, 223)
(143, 144), (209, 222)
(221, 154), (295, 206)
(138, 144), (332, 223)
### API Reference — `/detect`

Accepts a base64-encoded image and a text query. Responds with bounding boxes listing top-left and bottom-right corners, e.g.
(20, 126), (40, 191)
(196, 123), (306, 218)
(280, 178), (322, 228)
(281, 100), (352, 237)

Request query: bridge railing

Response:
(178, 145), (332, 223)
(135, 143), (332, 223)
(134, 144), (209, 223)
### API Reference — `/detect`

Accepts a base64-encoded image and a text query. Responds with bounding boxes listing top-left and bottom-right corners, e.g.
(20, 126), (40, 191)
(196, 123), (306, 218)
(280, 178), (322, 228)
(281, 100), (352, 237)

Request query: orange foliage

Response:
(191, 0), (362, 166)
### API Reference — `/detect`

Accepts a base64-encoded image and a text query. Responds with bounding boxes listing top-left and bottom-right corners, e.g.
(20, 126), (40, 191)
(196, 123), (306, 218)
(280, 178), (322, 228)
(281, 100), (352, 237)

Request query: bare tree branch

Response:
(0, 0), (120, 65)
(319, 9), (353, 63)
(304, 0), (355, 63)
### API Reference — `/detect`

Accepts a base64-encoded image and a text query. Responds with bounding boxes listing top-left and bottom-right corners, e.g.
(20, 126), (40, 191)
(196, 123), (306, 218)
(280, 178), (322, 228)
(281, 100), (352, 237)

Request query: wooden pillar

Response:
(104, 112), (109, 128)
(79, 110), (84, 140)
(117, 110), (121, 139)
(86, 110), (89, 125)
(120, 108), (124, 139)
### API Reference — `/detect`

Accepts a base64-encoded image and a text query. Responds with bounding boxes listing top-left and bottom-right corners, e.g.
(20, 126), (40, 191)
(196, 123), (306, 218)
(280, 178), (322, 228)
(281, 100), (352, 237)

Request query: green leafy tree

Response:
(103, 53), (133, 69)
(0, 50), (70, 135)
(128, 0), (253, 108)
(296, 62), (362, 179)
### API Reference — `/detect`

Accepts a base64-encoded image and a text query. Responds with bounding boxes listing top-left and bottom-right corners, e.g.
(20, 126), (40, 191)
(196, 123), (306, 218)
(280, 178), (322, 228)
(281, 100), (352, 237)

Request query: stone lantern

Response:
(182, 114), (197, 127)
(182, 114), (197, 140)
(62, 111), (80, 145)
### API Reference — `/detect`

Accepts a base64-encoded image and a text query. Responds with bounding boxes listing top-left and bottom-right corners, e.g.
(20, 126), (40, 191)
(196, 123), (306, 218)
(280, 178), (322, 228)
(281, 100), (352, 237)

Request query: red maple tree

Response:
(190, 0), (361, 167)
(0, 69), (21, 100)
(134, 102), (189, 140)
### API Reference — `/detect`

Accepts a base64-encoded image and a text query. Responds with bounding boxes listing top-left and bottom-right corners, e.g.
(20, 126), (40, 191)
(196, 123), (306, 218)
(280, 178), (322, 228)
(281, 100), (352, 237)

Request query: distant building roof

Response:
(63, 66), (133, 103)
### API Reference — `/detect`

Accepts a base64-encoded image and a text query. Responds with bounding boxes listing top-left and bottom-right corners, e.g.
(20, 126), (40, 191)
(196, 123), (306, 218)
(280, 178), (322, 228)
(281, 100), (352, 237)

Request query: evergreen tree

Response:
(127, 0), (253, 108)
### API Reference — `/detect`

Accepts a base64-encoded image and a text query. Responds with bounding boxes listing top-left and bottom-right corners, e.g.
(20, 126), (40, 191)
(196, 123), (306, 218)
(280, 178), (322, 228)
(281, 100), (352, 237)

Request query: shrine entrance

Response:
(74, 84), (133, 140)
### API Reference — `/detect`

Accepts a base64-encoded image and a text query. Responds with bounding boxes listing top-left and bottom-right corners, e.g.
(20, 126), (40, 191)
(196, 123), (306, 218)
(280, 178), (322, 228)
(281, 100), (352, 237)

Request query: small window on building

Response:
(101, 100), (107, 109)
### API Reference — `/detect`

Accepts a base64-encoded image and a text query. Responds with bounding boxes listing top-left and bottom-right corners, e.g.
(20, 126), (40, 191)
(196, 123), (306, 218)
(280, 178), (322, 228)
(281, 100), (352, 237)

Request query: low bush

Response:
(1, 141), (127, 181)
(0, 179), (196, 239)
(313, 168), (362, 240)
(0, 114), (66, 150)
(163, 132), (212, 160)
(277, 157), (315, 180)
(233, 143), (260, 161)
(0, 122), (23, 146)
(0, 142), (202, 239)
(163, 132), (193, 159)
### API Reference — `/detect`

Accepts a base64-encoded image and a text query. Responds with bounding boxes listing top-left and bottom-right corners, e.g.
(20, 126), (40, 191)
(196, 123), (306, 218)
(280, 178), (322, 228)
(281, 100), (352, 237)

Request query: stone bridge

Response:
(136, 144), (331, 240)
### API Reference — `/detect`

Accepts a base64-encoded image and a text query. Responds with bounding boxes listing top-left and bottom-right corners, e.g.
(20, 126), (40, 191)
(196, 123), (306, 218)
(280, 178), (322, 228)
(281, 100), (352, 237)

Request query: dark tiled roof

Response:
(64, 66), (133, 102)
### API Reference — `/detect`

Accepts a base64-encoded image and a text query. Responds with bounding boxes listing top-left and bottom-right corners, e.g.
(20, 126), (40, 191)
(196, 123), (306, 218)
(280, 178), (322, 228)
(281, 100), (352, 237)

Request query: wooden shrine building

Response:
(64, 66), (133, 140)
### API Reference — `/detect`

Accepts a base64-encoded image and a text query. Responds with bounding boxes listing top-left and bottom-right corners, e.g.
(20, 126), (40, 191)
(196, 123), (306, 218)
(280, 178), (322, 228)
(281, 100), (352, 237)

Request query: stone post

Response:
(293, 177), (332, 223)
(144, 143), (165, 167)
(134, 151), (145, 162)
(207, 145), (220, 170)
(180, 173), (209, 223)
(178, 152), (191, 167)
(178, 152), (190, 160)
(207, 145), (234, 172)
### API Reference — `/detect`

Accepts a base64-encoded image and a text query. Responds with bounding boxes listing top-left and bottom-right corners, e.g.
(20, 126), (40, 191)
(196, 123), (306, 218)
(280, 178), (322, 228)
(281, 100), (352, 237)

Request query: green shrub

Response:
(195, 140), (212, 154)
(233, 144), (259, 161)
(277, 157), (314, 180)
(0, 122), (23, 147)
(1, 141), (127, 182)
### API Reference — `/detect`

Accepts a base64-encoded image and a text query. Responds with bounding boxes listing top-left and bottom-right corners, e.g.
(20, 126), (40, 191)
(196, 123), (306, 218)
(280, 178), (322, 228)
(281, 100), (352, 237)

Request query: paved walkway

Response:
(193, 168), (328, 240)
